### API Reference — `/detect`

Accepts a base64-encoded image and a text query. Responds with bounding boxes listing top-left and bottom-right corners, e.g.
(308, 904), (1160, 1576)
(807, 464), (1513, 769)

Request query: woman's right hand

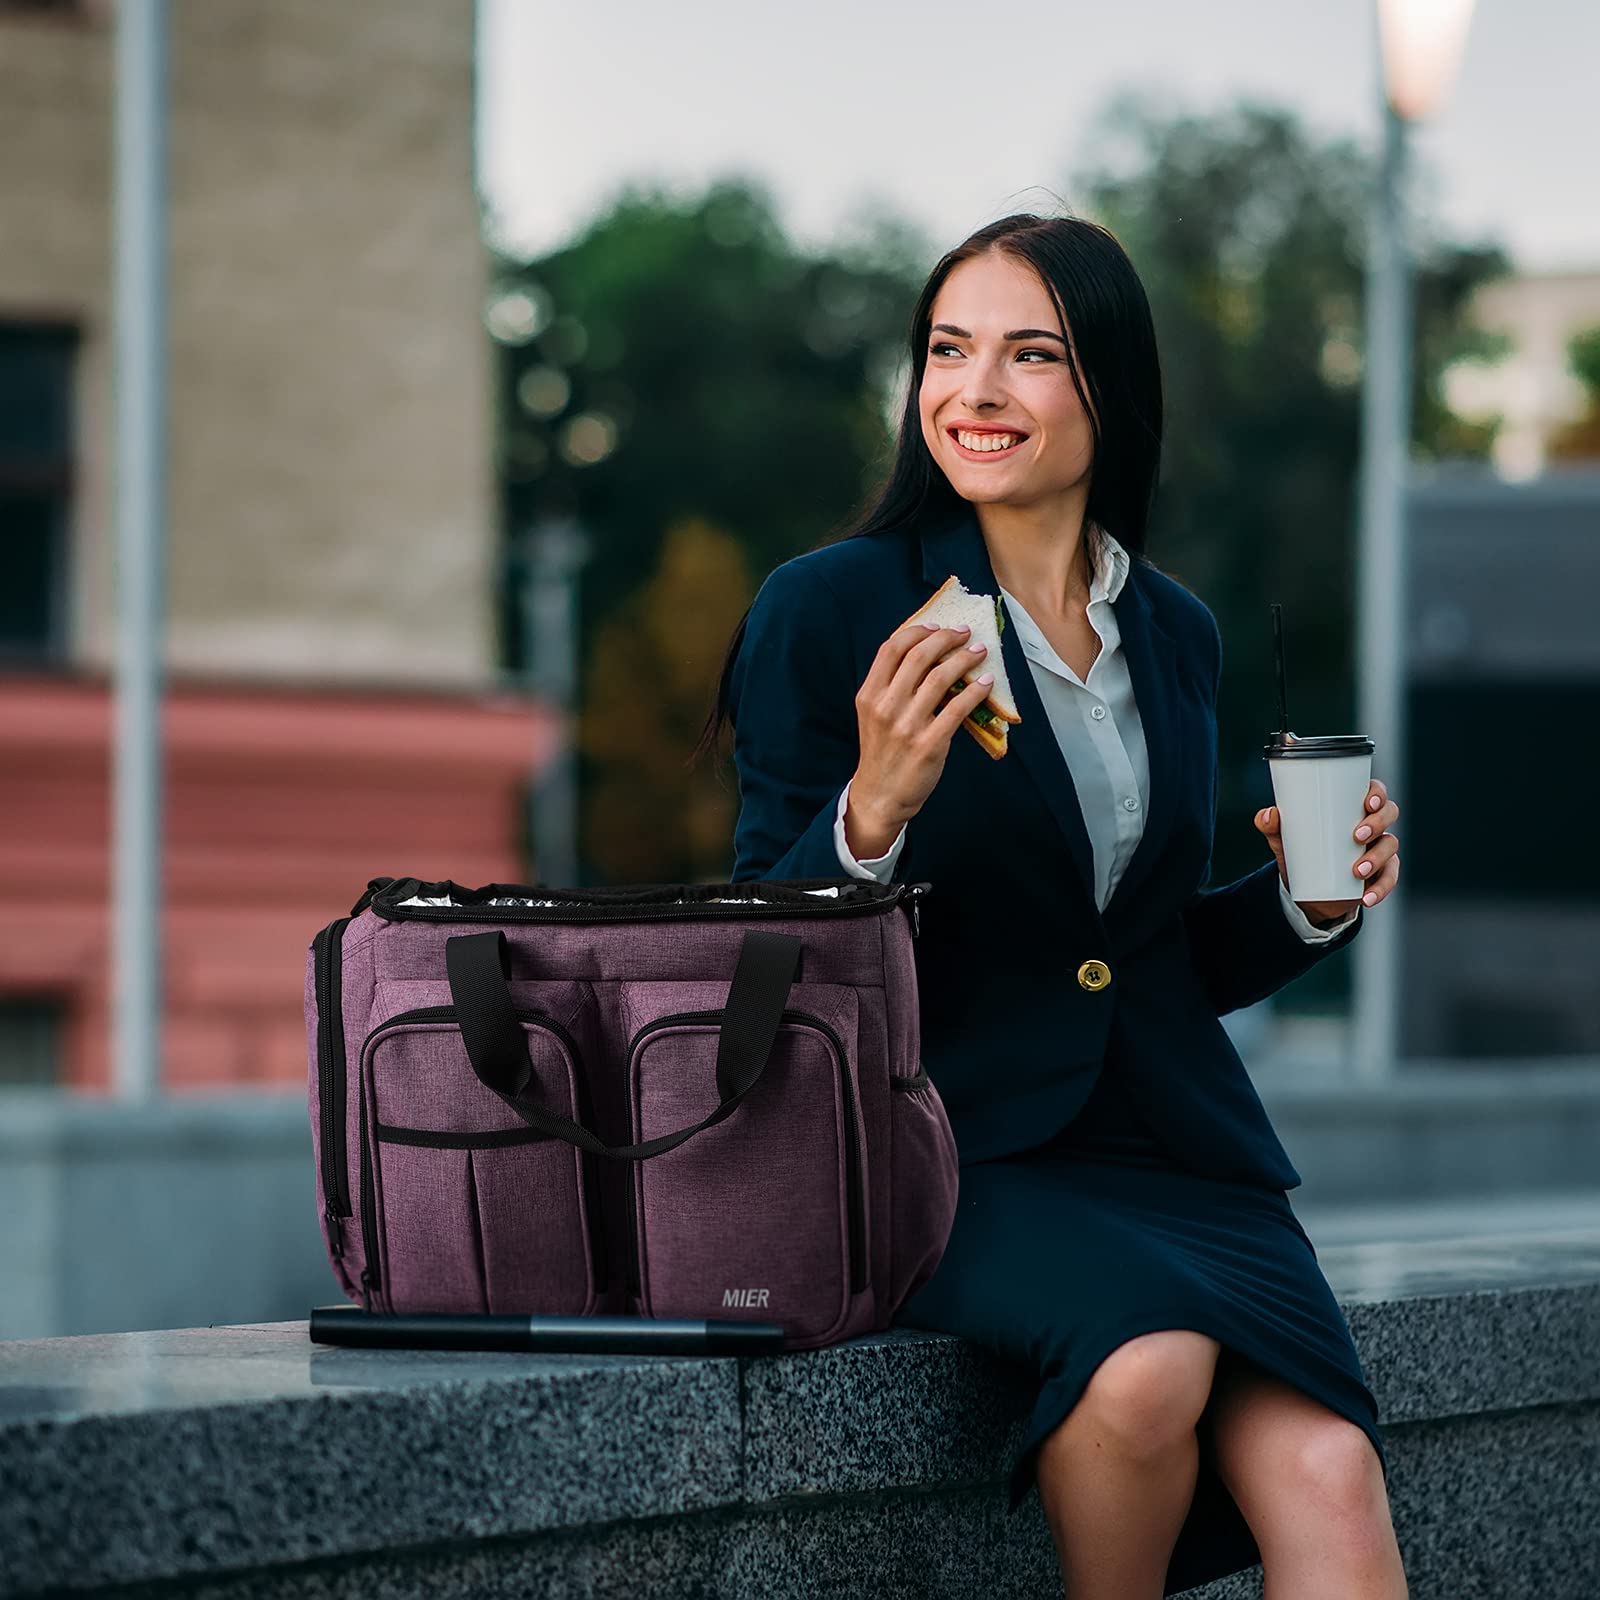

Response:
(850, 621), (995, 829)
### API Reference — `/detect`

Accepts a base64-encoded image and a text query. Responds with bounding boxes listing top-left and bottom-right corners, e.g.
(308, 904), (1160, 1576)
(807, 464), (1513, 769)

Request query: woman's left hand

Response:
(1255, 777), (1400, 927)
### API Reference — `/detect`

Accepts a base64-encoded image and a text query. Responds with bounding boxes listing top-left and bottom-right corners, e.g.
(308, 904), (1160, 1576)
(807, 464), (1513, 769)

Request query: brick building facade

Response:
(0, 0), (543, 1090)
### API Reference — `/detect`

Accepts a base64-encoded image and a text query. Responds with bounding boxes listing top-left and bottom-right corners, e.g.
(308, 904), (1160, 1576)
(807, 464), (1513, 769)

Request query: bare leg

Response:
(1033, 1330), (1222, 1598)
(1208, 1354), (1407, 1599)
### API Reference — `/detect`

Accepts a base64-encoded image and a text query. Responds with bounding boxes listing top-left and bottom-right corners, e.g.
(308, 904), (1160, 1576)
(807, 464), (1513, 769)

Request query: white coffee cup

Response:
(1263, 732), (1376, 905)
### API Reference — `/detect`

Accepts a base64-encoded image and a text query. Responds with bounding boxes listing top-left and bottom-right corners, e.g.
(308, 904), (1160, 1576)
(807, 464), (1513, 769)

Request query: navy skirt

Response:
(895, 1048), (1388, 1597)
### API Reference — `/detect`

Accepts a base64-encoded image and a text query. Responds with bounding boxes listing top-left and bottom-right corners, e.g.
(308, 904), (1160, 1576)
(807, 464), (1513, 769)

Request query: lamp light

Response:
(1377, 0), (1477, 120)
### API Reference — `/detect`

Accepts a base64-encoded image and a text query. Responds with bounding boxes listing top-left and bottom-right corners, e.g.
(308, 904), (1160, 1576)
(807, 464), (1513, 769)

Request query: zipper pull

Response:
(903, 881), (930, 939)
(325, 1205), (345, 1259)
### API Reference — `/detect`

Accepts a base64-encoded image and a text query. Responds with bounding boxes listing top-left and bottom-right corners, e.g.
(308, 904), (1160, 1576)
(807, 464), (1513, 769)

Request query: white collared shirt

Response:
(834, 524), (1358, 943)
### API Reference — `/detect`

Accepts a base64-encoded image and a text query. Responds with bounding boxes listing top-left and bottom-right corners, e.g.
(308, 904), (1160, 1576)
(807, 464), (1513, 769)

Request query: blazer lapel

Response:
(917, 502), (1183, 922)
(1106, 567), (1182, 917)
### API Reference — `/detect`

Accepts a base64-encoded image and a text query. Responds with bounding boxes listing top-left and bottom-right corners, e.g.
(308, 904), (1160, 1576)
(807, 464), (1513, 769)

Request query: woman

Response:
(692, 214), (1407, 1598)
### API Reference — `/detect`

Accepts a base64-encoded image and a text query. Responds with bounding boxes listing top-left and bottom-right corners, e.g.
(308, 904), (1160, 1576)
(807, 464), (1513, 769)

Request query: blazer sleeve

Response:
(1179, 606), (1362, 1015)
(728, 559), (872, 884)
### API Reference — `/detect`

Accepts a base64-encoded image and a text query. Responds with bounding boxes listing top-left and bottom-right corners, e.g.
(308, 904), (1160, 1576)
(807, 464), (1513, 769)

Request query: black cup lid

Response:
(1263, 732), (1375, 758)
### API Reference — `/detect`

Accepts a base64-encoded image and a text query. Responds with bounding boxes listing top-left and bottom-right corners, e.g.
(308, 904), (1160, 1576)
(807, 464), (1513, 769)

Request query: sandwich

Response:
(899, 575), (1021, 760)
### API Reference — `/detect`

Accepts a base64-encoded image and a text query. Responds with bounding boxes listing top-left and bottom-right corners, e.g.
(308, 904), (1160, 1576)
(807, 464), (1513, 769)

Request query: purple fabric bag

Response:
(305, 874), (960, 1351)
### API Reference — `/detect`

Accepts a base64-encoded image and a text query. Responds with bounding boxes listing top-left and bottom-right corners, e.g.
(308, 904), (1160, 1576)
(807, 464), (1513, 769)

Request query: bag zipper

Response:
(358, 1080), (378, 1311)
(356, 1004), (606, 1305)
(312, 916), (354, 1258)
(368, 878), (930, 940)
(627, 1006), (868, 1297)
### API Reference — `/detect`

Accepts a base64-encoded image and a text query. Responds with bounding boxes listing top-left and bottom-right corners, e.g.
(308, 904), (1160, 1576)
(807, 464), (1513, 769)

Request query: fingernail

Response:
(1369, 795), (1381, 809)
(1356, 825), (1371, 840)
(1363, 891), (1376, 905)
(1358, 861), (1373, 875)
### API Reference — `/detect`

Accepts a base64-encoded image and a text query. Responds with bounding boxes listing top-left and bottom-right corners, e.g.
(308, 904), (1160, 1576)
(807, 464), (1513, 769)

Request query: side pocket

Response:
(308, 917), (360, 1301)
(888, 1071), (960, 1314)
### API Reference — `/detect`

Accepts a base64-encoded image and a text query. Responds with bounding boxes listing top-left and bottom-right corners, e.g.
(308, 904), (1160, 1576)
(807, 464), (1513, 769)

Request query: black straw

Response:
(1271, 602), (1289, 738)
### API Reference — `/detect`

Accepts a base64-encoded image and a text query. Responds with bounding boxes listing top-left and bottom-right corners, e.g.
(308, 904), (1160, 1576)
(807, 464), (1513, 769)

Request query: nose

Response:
(960, 350), (1012, 415)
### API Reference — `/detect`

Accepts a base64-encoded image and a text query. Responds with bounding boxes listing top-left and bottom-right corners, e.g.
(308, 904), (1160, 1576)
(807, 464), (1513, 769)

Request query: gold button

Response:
(1077, 959), (1112, 992)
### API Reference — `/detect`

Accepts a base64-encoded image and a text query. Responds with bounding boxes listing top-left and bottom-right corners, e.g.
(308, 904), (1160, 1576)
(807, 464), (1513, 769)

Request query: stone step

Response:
(2, 1229), (1597, 1598)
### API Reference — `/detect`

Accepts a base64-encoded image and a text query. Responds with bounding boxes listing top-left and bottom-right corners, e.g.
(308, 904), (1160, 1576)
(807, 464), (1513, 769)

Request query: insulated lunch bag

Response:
(305, 874), (961, 1351)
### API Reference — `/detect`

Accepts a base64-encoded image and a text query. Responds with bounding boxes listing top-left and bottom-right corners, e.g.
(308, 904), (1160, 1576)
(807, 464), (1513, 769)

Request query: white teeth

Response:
(956, 430), (1021, 452)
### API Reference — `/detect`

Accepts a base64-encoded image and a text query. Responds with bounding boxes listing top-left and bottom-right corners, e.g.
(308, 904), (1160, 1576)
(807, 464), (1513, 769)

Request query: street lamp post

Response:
(111, 0), (170, 1101)
(1351, 0), (1475, 1085)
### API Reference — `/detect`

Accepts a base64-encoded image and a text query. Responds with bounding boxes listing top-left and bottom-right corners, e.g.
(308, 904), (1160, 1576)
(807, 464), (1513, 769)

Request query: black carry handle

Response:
(444, 927), (802, 1162)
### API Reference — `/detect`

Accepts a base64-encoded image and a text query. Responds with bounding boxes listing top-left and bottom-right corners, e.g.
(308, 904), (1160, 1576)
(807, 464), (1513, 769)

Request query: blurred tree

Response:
(1549, 324), (1600, 460)
(485, 107), (1507, 904)
(1071, 94), (1510, 994)
(486, 177), (930, 882)
(578, 515), (754, 884)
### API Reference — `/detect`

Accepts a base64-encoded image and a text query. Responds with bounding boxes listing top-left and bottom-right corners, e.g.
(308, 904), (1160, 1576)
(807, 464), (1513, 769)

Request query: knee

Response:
(1074, 1329), (1223, 1458)
(1287, 1418), (1389, 1519)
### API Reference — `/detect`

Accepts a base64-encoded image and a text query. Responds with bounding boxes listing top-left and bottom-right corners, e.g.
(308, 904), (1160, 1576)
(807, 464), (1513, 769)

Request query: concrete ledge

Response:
(1, 1333), (741, 1594)
(1257, 1062), (1600, 1202)
(3, 1232), (1599, 1598)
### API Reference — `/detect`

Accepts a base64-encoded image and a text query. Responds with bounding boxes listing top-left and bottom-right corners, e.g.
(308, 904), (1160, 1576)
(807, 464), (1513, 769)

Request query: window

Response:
(0, 2), (89, 16)
(0, 321), (77, 662)
(1409, 679), (1600, 901)
(0, 997), (63, 1087)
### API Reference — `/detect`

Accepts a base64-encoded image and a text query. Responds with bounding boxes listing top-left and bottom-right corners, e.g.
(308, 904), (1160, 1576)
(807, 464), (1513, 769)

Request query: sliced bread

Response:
(902, 575), (1021, 722)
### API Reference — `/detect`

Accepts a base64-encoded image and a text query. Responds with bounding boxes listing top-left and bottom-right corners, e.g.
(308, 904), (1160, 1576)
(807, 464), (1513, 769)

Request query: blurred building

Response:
(0, 0), (549, 1091)
(1402, 462), (1600, 1057)
(1444, 269), (1600, 478)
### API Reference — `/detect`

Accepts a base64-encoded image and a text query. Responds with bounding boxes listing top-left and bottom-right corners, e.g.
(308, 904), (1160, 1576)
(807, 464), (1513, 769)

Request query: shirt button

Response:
(1091, 704), (1107, 719)
(1123, 795), (1139, 811)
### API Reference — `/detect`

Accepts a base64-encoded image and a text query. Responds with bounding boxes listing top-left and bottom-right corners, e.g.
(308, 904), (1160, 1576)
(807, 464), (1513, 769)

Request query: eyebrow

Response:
(930, 323), (1067, 346)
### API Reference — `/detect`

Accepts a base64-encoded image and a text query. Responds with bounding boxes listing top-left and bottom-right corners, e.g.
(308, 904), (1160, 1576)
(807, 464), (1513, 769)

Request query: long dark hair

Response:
(688, 211), (1164, 773)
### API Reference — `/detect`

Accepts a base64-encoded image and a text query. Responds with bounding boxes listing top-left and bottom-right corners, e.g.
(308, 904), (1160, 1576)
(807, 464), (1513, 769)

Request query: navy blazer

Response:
(727, 502), (1363, 1190)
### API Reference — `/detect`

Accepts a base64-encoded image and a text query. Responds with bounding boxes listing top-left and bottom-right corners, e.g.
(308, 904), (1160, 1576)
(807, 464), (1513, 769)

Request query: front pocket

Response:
(357, 980), (599, 1316)
(619, 979), (865, 1348)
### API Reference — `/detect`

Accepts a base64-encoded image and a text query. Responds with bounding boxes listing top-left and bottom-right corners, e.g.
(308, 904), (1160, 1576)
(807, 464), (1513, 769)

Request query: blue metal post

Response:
(1352, 86), (1412, 1084)
(110, 0), (169, 1100)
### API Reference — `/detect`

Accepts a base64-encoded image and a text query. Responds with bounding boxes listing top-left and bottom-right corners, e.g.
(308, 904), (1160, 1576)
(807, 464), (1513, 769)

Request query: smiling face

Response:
(918, 249), (1098, 510)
